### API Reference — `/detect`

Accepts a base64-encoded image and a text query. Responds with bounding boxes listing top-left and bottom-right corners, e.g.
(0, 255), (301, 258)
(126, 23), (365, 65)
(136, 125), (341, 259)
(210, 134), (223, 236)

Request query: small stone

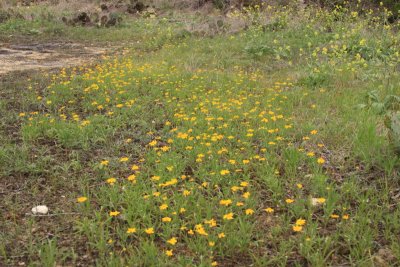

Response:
(31, 205), (49, 215)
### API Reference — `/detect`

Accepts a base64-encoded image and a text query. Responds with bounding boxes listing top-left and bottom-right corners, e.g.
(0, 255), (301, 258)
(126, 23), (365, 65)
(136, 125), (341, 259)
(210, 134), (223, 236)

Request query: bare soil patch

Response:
(0, 42), (111, 75)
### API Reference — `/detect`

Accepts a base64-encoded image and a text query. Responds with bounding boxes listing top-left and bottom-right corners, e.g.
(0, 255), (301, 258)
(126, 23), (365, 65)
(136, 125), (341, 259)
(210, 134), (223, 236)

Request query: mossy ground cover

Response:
(1, 3), (400, 266)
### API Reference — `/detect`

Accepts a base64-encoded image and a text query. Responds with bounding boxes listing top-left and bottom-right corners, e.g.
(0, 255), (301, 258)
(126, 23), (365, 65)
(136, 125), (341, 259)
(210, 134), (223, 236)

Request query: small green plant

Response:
(361, 90), (400, 153)
(385, 111), (400, 154)
(244, 42), (273, 57)
(38, 239), (57, 267)
(298, 72), (330, 88)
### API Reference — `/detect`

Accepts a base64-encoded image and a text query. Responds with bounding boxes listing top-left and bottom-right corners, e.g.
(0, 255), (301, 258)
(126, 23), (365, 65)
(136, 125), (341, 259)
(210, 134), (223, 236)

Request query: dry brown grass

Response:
(1, 0), (101, 18)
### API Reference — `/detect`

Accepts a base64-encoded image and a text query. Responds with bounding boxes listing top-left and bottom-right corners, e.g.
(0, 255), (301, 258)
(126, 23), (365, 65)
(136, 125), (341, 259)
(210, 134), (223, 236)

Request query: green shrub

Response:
(361, 91), (400, 154)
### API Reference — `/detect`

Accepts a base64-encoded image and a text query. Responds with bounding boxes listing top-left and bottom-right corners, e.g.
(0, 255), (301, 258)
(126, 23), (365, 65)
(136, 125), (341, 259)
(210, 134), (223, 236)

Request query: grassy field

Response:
(1, 2), (400, 266)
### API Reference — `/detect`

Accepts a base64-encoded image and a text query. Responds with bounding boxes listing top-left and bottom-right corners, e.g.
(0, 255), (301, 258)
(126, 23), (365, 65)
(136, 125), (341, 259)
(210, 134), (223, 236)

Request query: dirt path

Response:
(0, 42), (112, 75)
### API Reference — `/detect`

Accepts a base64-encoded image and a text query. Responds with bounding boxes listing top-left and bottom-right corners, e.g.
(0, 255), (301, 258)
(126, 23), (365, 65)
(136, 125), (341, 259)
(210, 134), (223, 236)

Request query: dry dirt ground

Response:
(0, 42), (111, 75)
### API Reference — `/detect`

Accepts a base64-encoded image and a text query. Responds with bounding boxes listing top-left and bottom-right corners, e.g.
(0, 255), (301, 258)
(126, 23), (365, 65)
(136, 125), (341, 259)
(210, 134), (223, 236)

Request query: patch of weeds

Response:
(21, 118), (113, 149)
(263, 16), (288, 31)
(244, 34), (291, 60)
(298, 72), (331, 89)
(244, 41), (274, 58)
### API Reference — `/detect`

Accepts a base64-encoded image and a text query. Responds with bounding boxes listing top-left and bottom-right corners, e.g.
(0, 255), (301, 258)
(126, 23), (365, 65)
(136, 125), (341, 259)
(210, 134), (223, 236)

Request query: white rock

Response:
(31, 205), (49, 215)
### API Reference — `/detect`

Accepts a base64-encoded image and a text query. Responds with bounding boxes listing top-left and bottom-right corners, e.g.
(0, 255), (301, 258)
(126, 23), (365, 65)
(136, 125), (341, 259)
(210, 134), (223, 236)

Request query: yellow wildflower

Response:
(245, 209), (254, 215)
(127, 174), (136, 181)
(165, 250), (173, 257)
(159, 204), (168, 210)
(167, 237), (177, 245)
(286, 198), (294, 204)
(264, 207), (274, 213)
(242, 192), (250, 199)
(126, 228), (136, 234)
(223, 212), (234, 220)
(220, 170), (230, 175)
(109, 211), (120, 217)
(131, 165), (140, 171)
(293, 225), (303, 232)
(145, 228), (154, 234)
(295, 219), (306, 226)
(77, 196), (87, 203)
(219, 199), (232, 206)
(106, 177), (116, 185)
(162, 217), (172, 222)
(119, 157), (129, 162)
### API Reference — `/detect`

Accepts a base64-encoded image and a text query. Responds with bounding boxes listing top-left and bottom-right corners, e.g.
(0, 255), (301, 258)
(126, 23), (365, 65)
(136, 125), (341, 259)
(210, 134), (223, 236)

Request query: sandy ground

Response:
(0, 42), (110, 75)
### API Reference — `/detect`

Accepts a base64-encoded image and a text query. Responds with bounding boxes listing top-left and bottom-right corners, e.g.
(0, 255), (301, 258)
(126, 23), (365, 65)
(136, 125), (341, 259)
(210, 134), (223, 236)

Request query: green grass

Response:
(1, 2), (400, 266)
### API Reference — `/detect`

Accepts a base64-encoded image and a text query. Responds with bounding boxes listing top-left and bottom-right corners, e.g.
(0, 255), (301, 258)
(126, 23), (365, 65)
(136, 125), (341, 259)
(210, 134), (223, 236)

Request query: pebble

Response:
(31, 205), (49, 215)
